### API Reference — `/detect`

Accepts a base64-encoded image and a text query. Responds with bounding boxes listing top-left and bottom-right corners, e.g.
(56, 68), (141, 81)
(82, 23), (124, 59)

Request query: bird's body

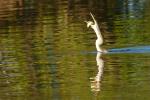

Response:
(86, 13), (105, 52)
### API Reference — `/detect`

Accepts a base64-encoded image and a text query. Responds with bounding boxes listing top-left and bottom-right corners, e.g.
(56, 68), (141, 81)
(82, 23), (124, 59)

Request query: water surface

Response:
(0, 0), (150, 100)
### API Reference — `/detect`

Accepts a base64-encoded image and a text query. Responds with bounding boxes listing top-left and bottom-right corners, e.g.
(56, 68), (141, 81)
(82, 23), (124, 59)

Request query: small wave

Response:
(108, 46), (150, 54)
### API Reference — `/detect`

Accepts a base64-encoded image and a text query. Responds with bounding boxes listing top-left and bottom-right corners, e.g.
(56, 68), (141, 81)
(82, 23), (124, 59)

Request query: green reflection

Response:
(0, 0), (150, 100)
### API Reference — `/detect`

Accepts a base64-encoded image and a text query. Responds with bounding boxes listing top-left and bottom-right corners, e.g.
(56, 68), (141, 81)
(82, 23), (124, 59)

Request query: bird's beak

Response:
(84, 21), (88, 24)
(84, 21), (90, 28)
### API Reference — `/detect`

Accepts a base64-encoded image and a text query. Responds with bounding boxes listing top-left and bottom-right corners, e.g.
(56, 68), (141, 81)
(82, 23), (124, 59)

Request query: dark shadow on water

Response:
(82, 45), (150, 55)
(108, 45), (150, 54)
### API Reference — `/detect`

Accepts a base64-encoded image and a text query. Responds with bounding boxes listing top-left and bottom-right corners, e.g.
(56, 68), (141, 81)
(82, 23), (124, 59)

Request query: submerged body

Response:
(86, 13), (105, 52)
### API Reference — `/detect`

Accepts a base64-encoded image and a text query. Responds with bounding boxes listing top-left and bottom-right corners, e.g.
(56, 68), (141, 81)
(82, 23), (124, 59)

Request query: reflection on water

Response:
(90, 52), (104, 92)
(0, 0), (150, 100)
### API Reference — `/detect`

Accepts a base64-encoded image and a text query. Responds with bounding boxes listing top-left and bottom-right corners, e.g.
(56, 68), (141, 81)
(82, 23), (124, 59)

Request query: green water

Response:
(0, 0), (150, 100)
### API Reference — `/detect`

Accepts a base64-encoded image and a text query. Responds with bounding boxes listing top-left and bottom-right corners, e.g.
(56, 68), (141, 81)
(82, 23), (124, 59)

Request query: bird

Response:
(85, 13), (106, 53)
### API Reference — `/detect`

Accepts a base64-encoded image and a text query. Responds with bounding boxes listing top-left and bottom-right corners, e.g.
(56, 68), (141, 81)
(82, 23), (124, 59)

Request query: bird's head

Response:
(85, 21), (94, 28)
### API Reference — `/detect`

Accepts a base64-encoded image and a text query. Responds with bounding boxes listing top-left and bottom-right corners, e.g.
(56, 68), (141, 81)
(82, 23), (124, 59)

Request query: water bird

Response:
(85, 13), (150, 54)
(85, 13), (106, 53)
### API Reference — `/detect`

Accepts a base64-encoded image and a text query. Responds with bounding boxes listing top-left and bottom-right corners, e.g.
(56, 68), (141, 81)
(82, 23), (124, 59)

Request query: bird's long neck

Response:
(92, 24), (103, 42)
(90, 13), (103, 42)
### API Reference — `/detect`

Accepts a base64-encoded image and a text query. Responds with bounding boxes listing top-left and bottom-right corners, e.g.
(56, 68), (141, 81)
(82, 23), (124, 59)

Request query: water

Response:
(0, 0), (150, 100)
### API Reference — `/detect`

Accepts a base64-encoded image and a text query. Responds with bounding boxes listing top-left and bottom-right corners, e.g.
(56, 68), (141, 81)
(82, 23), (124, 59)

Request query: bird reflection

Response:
(90, 52), (104, 92)
(85, 13), (105, 93)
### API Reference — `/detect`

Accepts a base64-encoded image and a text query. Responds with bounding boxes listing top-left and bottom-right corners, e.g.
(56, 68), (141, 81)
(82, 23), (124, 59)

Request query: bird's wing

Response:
(90, 12), (98, 24)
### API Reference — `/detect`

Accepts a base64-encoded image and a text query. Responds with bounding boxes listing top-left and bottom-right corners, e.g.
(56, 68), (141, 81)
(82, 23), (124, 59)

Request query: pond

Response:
(0, 0), (150, 100)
